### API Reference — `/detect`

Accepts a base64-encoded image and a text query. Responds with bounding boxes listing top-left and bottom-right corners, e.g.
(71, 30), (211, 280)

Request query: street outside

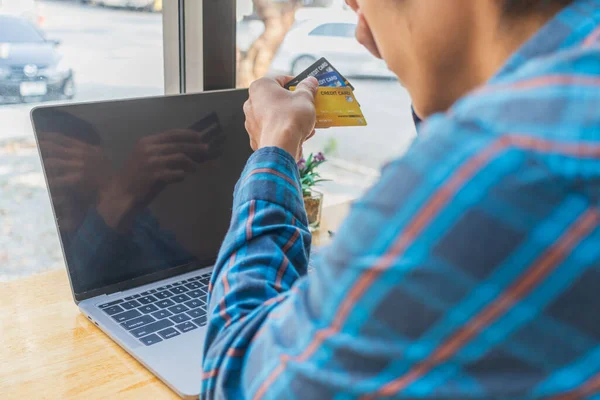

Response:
(0, 0), (416, 281)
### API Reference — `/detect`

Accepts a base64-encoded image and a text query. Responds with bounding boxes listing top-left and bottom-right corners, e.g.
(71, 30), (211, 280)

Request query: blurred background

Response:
(0, 0), (416, 280)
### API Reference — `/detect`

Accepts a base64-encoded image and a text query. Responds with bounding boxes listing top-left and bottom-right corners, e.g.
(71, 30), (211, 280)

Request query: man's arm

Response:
(66, 208), (132, 292)
(203, 111), (590, 399)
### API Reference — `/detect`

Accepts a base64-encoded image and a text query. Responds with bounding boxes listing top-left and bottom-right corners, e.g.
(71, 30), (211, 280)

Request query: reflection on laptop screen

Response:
(32, 90), (252, 297)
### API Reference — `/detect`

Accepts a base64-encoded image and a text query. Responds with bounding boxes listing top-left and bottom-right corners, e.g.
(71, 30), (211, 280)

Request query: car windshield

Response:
(0, 17), (45, 43)
(309, 23), (356, 38)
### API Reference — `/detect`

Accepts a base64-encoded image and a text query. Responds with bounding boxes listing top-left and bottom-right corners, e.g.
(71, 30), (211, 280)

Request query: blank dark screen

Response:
(32, 90), (252, 296)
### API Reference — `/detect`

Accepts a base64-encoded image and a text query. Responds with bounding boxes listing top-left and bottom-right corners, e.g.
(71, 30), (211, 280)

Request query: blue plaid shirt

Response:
(202, 1), (600, 398)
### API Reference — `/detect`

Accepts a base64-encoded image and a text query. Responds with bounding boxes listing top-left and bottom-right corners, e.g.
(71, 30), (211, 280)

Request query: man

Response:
(202, 0), (600, 398)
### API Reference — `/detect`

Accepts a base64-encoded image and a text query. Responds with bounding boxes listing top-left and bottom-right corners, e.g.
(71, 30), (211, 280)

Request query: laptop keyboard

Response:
(98, 273), (211, 346)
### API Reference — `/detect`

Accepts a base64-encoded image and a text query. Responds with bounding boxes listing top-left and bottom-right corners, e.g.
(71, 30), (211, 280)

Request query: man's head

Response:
(355, 0), (573, 117)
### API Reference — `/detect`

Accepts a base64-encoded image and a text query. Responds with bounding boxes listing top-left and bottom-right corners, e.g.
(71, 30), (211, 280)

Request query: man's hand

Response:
(346, 0), (382, 59)
(97, 129), (211, 231)
(244, 76), (318, 160)
(40, 132), (110, 196)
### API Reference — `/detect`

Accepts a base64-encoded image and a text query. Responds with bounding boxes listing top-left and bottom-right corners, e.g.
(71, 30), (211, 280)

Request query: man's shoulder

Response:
(451, 45), (600, 140)
(403, 45), (600, 197)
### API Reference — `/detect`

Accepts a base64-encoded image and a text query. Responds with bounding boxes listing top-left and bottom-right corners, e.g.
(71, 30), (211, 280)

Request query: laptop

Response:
(31, 89), (253, 398)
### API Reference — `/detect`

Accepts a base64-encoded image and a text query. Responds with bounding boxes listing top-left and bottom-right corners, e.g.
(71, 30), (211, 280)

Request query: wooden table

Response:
(0, 203), (349, 399)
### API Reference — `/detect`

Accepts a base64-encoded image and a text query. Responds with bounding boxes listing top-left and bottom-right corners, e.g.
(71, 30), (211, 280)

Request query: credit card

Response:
(290, 86), (367, 129)
(315, 71), (348, 88)
(188, 112), (223, 143)
(188, 112), (226, 160)
(285, 57), (354, 90)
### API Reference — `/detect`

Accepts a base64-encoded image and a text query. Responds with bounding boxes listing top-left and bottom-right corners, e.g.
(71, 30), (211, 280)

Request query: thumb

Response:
(294, 76), (319, 100)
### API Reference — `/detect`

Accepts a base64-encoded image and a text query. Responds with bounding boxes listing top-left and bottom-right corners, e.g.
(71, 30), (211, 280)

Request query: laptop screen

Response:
(32, 90), (253, 300)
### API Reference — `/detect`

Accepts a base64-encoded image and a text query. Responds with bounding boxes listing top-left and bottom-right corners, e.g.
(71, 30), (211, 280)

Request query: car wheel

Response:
(62, 78), (76, 100)
(291, 56), (317, 77)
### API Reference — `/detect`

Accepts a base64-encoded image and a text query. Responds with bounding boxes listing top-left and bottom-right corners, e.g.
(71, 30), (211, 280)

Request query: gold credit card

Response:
(290, 86), (367, 129)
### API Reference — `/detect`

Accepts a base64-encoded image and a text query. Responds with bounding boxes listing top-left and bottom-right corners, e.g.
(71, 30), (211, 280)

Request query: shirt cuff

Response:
(234, 147), (307, 224)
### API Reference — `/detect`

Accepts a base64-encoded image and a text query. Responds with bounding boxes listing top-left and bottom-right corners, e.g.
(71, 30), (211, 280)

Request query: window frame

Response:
(163, 0), (237, 95)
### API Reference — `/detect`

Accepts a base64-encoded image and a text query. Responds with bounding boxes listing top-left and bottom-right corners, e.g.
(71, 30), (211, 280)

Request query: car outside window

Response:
(0, 16), (45, 43)
(309, 23), (355, 38)
(1, 1), (165, 280)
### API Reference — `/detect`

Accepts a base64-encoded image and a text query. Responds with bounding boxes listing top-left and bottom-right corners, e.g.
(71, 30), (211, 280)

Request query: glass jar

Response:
(303, 190), (323, 232)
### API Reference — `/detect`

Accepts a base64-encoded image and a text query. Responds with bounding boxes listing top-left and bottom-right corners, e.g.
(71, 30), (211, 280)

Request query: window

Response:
(309, 23), (356, 38)
(236, 0), (416, 206)
(2, 0), (418, 281)
(1, 0), (165, 280)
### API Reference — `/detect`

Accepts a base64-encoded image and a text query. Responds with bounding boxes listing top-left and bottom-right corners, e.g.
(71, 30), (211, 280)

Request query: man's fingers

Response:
(249, 77), (281, 95)
(273, 75), (296, 87)
(155, 153), (197, 173)
(51, 172), (84, 190)
(45, 158), (83, 177)
(243, 99), (252, 117)
(294, 76), (319, 101)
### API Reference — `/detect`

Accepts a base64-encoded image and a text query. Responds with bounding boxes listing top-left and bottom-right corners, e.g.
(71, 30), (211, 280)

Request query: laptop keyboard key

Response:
(155, 291), (171, 300)
(99, 299), (124, 309)
(184, 299), (203, 309)
(175, 321), (197, 333)
(121, 300), (141, 310)
(138, 295), (157, 305)
(172, 294), (191, 303)
(185, 282), (201, 290)
(121, 315), (155, 330)
(156, 299), (175, 309)
(131, 319), (174, 338)
(139, 304), (159, 314)
(158, 327), (180, 340)
(187, 308), (206, 318)
(151, 310), (173, 320)
(171, 314), (191, 324)
(124, 296), (135, 301)
(171, 286), (188, 294)
(112, 309), (142, 323)
(102, 305), (125, 316)
(192, 316), (208, 327)
(140, 334), (162, 346)
(168, 304), (189, 315)
(188, 289), (203, 298)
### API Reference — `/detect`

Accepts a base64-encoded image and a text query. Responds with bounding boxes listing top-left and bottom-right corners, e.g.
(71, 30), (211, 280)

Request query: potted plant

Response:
(298, 152), (328, 231)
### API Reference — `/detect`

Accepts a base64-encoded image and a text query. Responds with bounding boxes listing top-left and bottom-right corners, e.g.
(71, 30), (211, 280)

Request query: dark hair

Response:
(502, 0), (574, 15)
